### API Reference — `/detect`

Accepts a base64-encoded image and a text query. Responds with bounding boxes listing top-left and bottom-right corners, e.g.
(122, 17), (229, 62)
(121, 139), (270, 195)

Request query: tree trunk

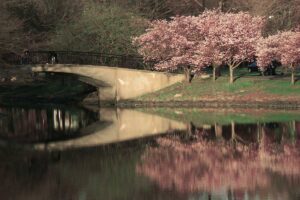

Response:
(184, 67), (192, 83)
(213, 66), (216, 81)
(229, 65), (234, 83)
(291, 68), (295, 85)
(219, 0), (226, 12)
(213, 65), (221, 81)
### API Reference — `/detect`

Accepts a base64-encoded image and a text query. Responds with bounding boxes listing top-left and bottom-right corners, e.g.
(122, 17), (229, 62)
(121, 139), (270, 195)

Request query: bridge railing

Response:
(5, 51), (156, 70)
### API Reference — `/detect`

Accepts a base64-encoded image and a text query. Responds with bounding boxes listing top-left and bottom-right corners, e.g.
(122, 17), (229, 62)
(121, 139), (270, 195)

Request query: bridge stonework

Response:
(31, 64), (185, 101)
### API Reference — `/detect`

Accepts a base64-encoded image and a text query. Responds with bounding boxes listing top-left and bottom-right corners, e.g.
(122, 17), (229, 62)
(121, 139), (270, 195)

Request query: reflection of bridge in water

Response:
(33, 109), (187, 151)
(0, 108), (187, 151)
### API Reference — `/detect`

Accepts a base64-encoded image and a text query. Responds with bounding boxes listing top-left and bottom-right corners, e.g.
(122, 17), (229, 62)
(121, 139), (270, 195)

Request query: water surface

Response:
(0, 106), (299, 200)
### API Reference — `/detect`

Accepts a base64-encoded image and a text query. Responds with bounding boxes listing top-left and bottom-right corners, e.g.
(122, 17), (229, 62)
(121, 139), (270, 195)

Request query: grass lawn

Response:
(137, 67), (300, 102)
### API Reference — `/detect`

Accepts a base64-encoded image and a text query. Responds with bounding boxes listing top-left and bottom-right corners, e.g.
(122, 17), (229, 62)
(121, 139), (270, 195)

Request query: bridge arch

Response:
(31, 64), (185, 101)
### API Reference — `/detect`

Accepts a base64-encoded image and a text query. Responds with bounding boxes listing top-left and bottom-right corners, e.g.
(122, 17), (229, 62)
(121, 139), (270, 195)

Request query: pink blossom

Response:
(256, 34), (282, 69)
(256, 30), (300, 83)
(133, 10), (265, 83)
(280, 31), (300, 68)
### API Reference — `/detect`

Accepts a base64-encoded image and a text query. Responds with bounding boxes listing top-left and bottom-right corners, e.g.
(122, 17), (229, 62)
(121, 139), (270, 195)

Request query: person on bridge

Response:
(21, 50), (30, 65)
(48, 51), (58, 64)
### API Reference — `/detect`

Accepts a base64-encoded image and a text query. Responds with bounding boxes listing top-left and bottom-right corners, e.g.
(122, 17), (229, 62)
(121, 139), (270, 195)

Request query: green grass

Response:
(137, 68), (300, 101)
(262, 79), (300, 95)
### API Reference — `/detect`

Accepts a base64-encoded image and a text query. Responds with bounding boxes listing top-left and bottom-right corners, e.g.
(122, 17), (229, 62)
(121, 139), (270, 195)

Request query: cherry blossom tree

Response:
(280, 31), (300, 85)
(195, 11), (265, 83)
(257, 30), (300, 84)
(134, 10), (264, 83)
(133, 16), (206, 82)
(211, 12), (265, 83)
(256, 34), (282, 71)
(193, 10), (224, 81)
(133, 11), (230, 82)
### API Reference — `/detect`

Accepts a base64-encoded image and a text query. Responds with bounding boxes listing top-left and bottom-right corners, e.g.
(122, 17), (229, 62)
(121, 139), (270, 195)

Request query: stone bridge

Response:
(31, 64), (185, 101)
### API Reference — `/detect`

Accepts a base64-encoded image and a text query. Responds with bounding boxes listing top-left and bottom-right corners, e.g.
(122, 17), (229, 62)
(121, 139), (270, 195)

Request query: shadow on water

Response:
(0, 106), (299, 200)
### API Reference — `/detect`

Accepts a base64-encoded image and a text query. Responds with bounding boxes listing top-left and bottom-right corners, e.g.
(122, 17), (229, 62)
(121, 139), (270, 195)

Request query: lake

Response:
(0, 105), (299, 200)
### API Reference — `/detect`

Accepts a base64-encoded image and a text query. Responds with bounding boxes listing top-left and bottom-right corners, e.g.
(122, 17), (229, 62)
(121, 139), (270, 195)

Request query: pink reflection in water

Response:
(137, 129), (300, 195)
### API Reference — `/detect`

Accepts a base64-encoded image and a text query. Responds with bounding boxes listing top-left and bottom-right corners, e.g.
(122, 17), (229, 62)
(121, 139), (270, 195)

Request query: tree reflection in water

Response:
(0, 106), (98, 143)
(137, 122), (300, 198)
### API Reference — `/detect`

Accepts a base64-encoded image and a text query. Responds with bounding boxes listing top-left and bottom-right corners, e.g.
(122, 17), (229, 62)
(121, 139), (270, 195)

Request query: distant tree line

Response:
(0, 0), (299, 63)
(0, 0), (148, 59)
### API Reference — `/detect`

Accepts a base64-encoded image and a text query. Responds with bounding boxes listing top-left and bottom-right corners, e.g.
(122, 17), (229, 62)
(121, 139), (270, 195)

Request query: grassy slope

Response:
(137, 68), (300, 102)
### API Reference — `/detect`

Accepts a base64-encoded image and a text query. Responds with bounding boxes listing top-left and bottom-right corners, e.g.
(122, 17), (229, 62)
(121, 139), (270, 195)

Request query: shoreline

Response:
(84, 100), (300, 110)
(2, 98), (300, 111)
(2, 96), (300, 110)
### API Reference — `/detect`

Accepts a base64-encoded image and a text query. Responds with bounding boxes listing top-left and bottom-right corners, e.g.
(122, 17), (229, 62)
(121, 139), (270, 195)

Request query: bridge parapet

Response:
(5, 50), (155, 70)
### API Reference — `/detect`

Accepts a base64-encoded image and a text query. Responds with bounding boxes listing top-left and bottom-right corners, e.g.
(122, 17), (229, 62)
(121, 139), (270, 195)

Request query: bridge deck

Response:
(4, 50), (155, 70)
